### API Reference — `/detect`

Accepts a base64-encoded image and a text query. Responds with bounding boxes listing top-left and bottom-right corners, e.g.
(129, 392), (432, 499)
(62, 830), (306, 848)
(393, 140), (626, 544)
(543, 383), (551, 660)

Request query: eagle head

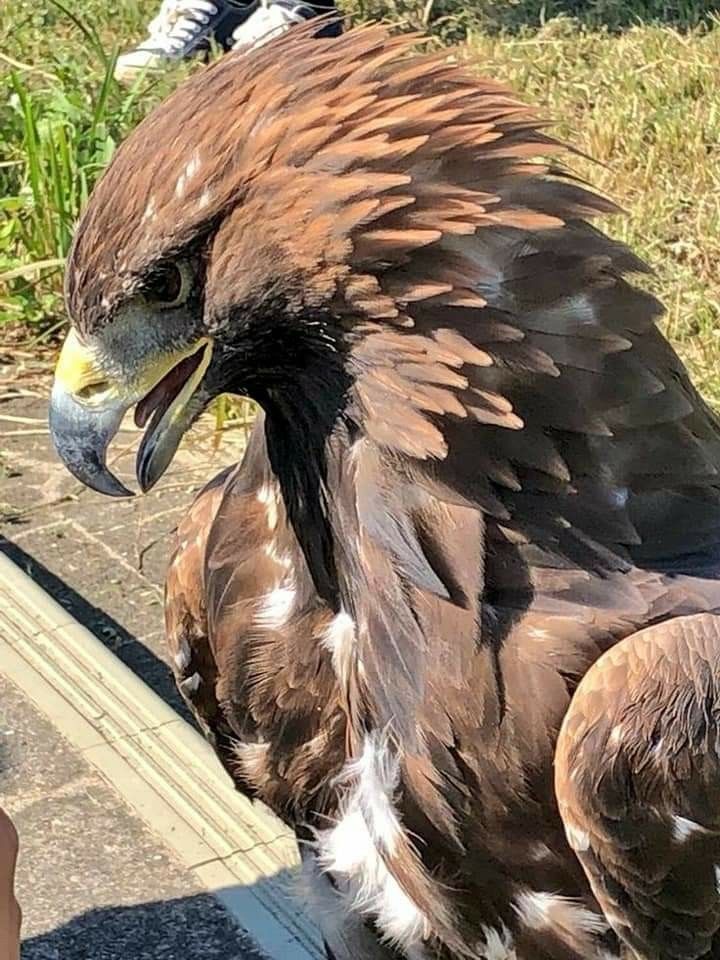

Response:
(50, 23), (589, 495)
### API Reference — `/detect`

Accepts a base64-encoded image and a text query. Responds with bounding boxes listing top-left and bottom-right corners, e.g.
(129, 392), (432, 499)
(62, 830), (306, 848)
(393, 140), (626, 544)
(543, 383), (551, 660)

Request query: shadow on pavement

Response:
(21, 889), (272, 960)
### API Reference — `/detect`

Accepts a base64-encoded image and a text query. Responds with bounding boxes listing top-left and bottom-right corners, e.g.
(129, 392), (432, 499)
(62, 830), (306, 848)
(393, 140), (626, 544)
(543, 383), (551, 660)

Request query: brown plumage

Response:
(50, 23), (720, 960)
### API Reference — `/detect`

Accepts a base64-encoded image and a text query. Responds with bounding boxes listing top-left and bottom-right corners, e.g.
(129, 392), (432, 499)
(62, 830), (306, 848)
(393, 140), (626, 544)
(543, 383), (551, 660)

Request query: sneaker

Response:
(115, 0), (254, 83)
(230, 0), (341, 51)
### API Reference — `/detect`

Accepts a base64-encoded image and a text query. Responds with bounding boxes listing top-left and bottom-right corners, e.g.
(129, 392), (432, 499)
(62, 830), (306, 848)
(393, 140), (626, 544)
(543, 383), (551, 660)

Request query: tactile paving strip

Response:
(0, 550), (324, 960)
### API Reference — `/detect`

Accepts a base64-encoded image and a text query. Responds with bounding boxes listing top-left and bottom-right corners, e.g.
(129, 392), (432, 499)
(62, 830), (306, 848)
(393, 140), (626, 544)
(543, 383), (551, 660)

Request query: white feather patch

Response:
(564, 820), (591, 852)
(175, 148), (201, 198)
(234, 740), (270, 780)
(671, 814), (708, 842)
(179, 672), (201, 694)
(478, 923), (516, 959)
(607, 724), (624, 747)
(316, 734), (428, 953)
(321, 610), (356, 683)
(514, 890), (608, 941)
(257, 482), (279, 531)
(257, 583), (296, 630)
(141, 195), (156, 223)
(263, 541), (292, 569)
(174, 639), (191, 672)
(609, 485), (629, 507)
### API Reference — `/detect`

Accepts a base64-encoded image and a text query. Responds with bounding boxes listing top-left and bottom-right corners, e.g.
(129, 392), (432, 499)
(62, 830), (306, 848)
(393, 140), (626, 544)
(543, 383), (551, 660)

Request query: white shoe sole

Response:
(114, 52), (167, 84)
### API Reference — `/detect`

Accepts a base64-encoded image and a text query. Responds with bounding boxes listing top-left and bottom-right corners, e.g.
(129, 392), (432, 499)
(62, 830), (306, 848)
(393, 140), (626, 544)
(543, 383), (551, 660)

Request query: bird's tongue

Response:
(134, 348), (205, 429)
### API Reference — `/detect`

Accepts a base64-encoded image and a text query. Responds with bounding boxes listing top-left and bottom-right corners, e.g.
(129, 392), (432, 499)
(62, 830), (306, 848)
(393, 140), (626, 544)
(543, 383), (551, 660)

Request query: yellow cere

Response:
(53, 328), (107, 396)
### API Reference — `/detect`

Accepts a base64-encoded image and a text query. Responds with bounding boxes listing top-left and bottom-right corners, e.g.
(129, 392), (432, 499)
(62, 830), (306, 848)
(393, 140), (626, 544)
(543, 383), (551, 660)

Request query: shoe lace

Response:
(146, 0), (219, 51)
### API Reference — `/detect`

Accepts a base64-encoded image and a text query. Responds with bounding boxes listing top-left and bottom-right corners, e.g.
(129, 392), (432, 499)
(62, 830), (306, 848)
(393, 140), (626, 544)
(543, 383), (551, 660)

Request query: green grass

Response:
(0, 1), (185, 332)
(1, 0), (718, 402)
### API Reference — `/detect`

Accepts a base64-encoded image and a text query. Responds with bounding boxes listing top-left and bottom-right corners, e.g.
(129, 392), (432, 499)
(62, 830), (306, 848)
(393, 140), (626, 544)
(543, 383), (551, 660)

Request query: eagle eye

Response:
(143, 262), (190, 309)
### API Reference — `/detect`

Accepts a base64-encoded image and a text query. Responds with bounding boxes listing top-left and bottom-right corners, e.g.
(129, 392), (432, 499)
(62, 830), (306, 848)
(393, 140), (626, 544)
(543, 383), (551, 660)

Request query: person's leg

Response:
(115, 0), (341, 83)
(0, 808), (20, 960)
(115, 0), (257, 83)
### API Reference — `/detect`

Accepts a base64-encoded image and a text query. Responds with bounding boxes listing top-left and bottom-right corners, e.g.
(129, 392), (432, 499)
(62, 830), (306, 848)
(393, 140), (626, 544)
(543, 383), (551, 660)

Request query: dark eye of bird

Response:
(145, 263), (185, 307)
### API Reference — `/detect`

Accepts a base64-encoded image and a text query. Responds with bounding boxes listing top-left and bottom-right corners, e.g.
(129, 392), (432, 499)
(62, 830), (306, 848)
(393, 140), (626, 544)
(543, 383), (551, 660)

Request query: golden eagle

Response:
(49, 24), (720, 960)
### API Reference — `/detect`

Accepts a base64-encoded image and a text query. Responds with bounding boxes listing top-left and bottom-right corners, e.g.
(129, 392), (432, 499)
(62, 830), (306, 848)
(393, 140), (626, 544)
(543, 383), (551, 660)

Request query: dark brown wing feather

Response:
(342, 195), (720, 952)
(345, 217), (720, 752)
(556, 614), (720, 959)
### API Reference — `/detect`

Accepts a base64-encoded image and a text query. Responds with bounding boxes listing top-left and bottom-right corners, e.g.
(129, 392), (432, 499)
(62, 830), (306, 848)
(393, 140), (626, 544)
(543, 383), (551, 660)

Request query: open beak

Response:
(49, 328), (212, 497)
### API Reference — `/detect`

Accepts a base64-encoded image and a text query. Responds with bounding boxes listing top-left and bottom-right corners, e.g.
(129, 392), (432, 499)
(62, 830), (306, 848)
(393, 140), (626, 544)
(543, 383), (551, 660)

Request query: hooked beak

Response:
(49, 328), (212, 497)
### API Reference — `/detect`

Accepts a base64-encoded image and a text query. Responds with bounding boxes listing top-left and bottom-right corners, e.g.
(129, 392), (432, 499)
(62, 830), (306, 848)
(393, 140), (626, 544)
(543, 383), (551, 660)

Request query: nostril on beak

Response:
(76, 380), (113, 403)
